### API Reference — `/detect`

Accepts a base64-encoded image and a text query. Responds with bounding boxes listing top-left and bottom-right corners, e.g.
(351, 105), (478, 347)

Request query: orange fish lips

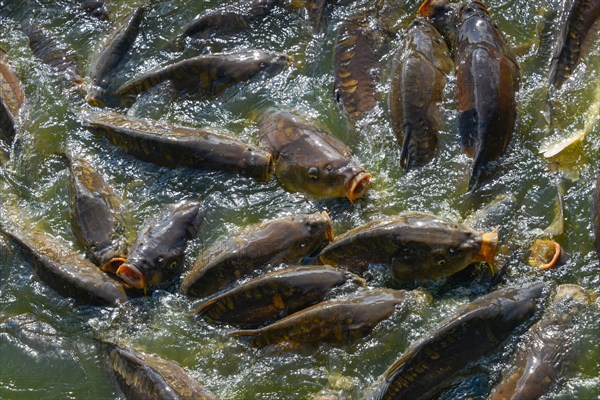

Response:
(116, 263), (146, 290)
(346, 171), (371, 202)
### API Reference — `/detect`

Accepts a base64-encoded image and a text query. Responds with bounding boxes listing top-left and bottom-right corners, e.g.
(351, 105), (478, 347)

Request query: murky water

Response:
(1, 0), (599, 399)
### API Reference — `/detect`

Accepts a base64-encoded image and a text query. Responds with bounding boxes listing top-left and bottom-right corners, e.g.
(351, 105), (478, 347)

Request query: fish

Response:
(66, 155), (129, 272)
(490, 284), (592, 400)
(181, 0), (285, 39)
(548, 0), (600, 89)
(84, 111), (274, 181)
(594, 172), (600, 261)
(87, 7), (144, 107)
(334, 15), (380, 120)
(304, 0), (330, 33)
(0, 215), (128, 306)
(368, 282), (547, 400)
(75, 0), (110, 21)
(231, 289), (420, 348)
(0, 49), (25, 147)
(180, 212), (334, 298)
(27, 26), (83, 86)
(257, 109), (371, 202)
(389, 16), (453, 170)
(195, 265), (365, 328)
(528, 239), (565, 271)
(318, 212), (498, 279)
(116, 200), (204, 291)
(116, 50), (291, 105)
(103, 342), (216, 400)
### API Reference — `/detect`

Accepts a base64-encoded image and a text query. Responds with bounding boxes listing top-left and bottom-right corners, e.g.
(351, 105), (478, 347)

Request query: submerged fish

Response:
(231, 289), (420, 348)
(334, 15), (380, 119)
(116, 50), (291, 105)
(195, 265), (365, 328)
(368, 282), (547, 400)
(116, 200), (203, 291)
(548, 0), (600, 89)
(304, 0), (330, 32)
(84, 111), (274, 181)
(258, 109), (371, 202)
(389, 17), (453, 170)
(594, 173), (600, 261)
(66, 156), (129, 272)
(0, 49), (25, 147)
(75, 0), (110, 20)
(87, 7), (144, 107)
(103, 342), (216, 400)
(319, 212), (498, 280)
(490, 284), (592, 400)
(181, 212), (334, 298)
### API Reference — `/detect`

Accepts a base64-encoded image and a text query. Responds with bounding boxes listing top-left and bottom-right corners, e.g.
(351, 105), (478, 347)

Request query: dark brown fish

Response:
(389, 17), (453, 170)
(87, 7), (144, 107)
(490, 284), (592, 400)
(0, 215), (128, 306)
(231, 289), (419, 348)
(454, 0), (519, 190)
(84, 111), (274, 181)
(182, 0), (285, 39)
(304, 0), (330, 32)
(258, 109), (371, 201)
(0, 50), (25, 147)
(181, 212), (334, 298)
(66, 156), (129, 272)
(103, 342), (216, 400)
(115, 200), (203, 291)
(548, 0), (600, 89)
(116, 50), (291, 105)
(594, 172), (600, 261)
(75, 0), (110, 21)
(195, 265), (365, 328)
(368, 282), (547, 400)
(334, 15), (379, 119)
(319, 212), (498, 279)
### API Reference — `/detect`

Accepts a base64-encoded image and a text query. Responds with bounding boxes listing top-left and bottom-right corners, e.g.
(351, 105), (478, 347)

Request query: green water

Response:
(0, 0), (599, 398)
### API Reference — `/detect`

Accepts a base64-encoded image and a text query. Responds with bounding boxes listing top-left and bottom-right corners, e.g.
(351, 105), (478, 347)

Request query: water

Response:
(1, 0), (599, 398)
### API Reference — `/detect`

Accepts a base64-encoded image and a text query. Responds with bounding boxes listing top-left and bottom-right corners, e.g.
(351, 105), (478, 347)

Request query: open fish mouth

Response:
(116, 263), (146, 290)
(101, 257), (127, 274)
(529, 239), (562, 271)
(479, 231), (499, 263)
(346, 171), (371, 202)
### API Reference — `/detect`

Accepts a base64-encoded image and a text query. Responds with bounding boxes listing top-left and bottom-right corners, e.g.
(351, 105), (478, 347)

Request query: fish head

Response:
(117, 251), (185, 290)
(237, 50), (292, 77)
(418, 0), (459, 41)
(300, 211), (335, 243)
(85, 86), (106, 108)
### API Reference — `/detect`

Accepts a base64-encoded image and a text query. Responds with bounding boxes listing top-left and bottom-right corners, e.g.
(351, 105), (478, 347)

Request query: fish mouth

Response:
(116, 264), (146, 290)
(418, 0), (447, 17)
(319, 211), (335, 242)
(529, 240), (561, 271)
(101, 257), (127, 274)
(479, 231), (499, 263)
(346, 171), (371, 203)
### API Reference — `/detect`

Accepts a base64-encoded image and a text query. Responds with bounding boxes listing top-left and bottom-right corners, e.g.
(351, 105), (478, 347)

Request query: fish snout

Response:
(346, 171), (371, 202)
(116, 263), (146, 290)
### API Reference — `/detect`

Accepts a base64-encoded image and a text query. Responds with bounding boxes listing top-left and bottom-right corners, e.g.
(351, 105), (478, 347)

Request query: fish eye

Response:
(168, 261), (178, 270)
(437, 259), (446, 266)
(259, 62), (267, 69)
(325, 165), (333, 173)
(308, 167), (319, 180)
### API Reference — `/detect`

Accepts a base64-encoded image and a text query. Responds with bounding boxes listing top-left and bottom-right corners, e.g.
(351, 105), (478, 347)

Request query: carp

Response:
(0, 49), (25, 147)
(548, 0), (600, 89)
(389, 17), (453, 170)
(195, 265), (365, 328)
(103, 342), (216, 400)
(66, 155), (129, 272)
(334, 15), (380, 120)
(490, 284), (592, 400)
(87, 7), (144, 107)
(231, 289), (419, 348)
(116, 200), (204, 291)
(0, 216), (128, 306)
(304, 0), (330, 33)
(181, 212), (334, 298)
(257, 109), (371, 202)
(318, 212), (498, 280)
(116, 50), (291, 105)
(84, 111), (274, 181)
(368, 282), (547, 400)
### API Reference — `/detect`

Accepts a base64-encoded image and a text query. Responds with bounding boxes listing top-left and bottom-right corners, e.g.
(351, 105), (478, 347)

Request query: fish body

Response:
(66, 156), (129, 271)
(195, 265), (365, 328)
(454, 1), (519, 190)
(319, 212), (498, 279)
(334, 15), (379, 119)
(304, 0), (330, 32)
(76, 0), (110, 20)
(548, 0), (600, 89)
(231, 289), (413, 347)
(594, 173), (600, 261)
(116, 200), (203, 290)
(87, 7), (144, 107)
(0, 51), (25, 147)
(258, 109), (371, 201)
(490, 284), (592, 400)
(104, 342), (216, 400)
(116, 50), (291, 104)
(389, 17), (453, 170)
(181, 212), (334, 298)
(369, 282), (547, 400)
(84, 111), (273, 181)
